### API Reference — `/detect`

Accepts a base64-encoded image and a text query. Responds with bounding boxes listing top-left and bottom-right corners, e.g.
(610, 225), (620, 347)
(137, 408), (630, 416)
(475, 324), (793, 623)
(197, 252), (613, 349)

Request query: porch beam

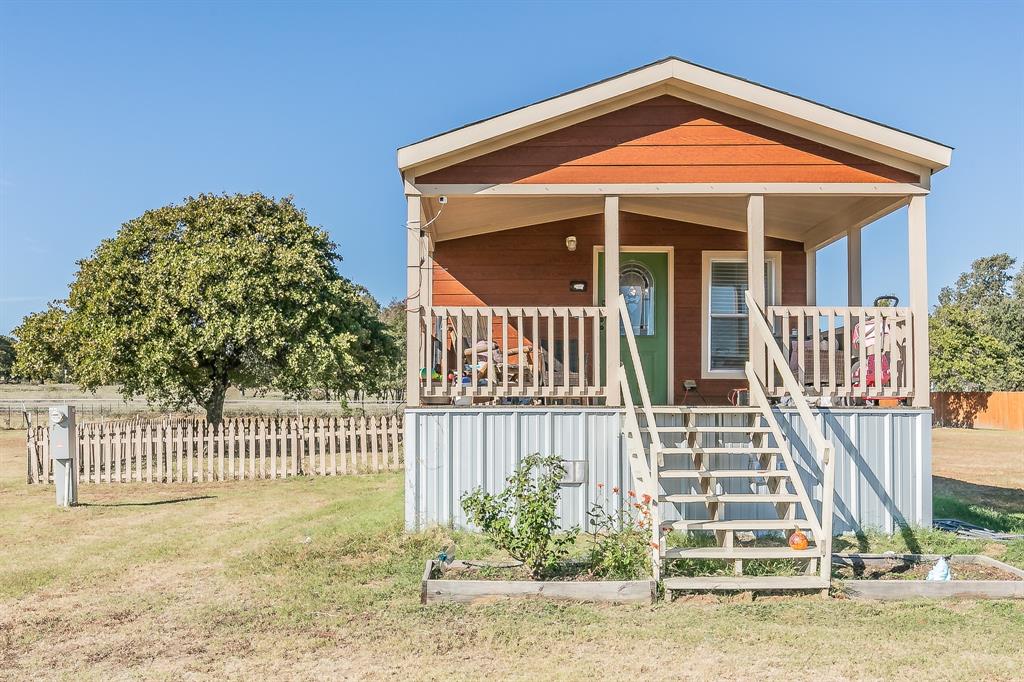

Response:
(801, 195), (909, 251)
(406, 195), (423, 407)
(847, 226), (862, 306)
(805, 248), (817, 305)
(413, 182), (930, 198)
(907, 196), (930, 407)
(604, 196), (621, 406)
(747, 195), (766, 383)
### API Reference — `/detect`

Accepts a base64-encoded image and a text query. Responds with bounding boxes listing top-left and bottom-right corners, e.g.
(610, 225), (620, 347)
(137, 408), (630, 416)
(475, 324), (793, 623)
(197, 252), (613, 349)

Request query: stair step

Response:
(660, 469), (789, 479)
(660, 446), (781, 455)
(660, 493), (800, 504)
(663, 546), (822, 560)
(641, 426), (770, 434)
(663, 575), (829, 591)
(664, 519), (809, 531)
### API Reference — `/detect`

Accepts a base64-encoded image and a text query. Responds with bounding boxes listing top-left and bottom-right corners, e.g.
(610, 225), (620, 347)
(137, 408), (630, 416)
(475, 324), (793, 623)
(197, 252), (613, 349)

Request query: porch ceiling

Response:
(425, 194), (905, 247)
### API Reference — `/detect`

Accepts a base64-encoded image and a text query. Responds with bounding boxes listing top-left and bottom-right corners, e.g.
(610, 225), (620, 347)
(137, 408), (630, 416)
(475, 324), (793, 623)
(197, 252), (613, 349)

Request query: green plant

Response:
(586, 485), (653, 579)
(460, 453), (578, 579)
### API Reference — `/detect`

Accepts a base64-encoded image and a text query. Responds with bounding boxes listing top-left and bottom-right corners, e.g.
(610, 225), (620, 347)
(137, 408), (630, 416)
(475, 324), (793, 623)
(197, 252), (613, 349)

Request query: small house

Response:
(397, 58), (951, 588)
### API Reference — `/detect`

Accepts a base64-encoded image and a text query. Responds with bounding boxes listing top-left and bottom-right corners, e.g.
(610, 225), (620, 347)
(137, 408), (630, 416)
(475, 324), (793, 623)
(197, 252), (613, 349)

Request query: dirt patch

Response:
(835, 558), (1022, 581)
(440, 560), (643, 582)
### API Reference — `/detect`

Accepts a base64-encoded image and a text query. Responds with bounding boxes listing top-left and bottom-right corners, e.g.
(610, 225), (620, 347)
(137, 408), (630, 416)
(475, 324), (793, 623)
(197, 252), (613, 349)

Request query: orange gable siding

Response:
(418, 95), (917, 184)
(431, 212), (807, 404)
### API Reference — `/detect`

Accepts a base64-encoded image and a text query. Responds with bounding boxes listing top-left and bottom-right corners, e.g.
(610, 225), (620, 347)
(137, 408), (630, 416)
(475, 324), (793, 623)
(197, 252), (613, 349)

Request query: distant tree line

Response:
(4, 193), (403, 421)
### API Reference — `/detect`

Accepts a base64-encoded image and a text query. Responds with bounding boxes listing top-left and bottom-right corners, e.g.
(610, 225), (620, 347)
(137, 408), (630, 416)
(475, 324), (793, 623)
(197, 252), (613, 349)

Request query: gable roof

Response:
(397, 57), (952, 177)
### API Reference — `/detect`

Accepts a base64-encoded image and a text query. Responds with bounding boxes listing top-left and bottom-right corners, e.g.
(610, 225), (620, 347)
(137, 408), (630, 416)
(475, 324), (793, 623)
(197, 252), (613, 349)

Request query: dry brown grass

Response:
(933, 427), (1023, 489)
(1, 427), (1023, 681)
(932, 428), (1024, 517)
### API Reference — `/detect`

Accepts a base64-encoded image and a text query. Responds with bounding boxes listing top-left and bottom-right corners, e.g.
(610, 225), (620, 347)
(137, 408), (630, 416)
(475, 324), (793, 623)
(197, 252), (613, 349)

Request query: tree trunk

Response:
(204, 378), (229, 424)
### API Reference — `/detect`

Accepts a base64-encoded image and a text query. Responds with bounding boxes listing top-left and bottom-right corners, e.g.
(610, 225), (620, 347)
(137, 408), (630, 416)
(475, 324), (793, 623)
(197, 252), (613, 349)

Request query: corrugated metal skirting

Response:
(404, 408), (931, 535)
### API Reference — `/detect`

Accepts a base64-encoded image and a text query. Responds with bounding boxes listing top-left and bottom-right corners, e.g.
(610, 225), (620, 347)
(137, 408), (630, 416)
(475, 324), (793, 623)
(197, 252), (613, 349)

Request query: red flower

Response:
(642, 493), (652, 505)
(612, 486), (620, 494)
(596, 483), (604, 490)
(628, 490), (636, 498)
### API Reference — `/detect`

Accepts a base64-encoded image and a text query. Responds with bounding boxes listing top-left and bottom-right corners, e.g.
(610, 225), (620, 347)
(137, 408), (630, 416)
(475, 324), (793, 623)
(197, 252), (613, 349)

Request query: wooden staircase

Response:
(616, 294), (836, 595)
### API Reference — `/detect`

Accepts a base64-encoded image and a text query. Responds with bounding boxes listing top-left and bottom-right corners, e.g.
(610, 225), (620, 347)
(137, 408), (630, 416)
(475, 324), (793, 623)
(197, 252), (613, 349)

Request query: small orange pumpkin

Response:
(788, 528), (809, 551)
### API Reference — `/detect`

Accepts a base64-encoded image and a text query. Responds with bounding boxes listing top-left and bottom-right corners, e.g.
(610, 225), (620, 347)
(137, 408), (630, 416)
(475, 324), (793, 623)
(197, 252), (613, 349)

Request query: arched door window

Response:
(620, 262), (655, 336)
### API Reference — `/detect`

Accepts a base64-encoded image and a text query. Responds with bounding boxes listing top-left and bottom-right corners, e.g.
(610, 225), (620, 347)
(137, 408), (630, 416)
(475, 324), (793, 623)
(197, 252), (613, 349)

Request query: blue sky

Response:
(1, 1), (1021, 334)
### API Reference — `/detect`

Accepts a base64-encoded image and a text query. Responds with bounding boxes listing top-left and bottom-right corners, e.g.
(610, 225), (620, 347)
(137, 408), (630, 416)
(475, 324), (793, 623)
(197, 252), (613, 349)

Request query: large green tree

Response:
(929, 254), (1024, 391)
(11, 303), (74, 383)
(64, 192), (396, 421)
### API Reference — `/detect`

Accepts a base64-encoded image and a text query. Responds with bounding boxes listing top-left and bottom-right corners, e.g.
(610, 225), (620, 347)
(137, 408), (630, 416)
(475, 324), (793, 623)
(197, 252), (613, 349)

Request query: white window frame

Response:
(700, 250), (783, 380)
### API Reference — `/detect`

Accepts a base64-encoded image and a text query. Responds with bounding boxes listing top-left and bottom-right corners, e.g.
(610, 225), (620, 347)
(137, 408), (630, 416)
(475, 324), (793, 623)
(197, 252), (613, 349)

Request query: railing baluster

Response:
(827, 311), (836, 394)
(486, 308), (495, 397)
(872, 309), (882, 398)
(812, 312), (821, 394)
(532, 310), (540, 394)
(581, 309), (589, 393)
(565, 309), (573, 393)
(471, 308), (479, 394)
(796, 312), (806, 387)
(501, 309), (509, 395)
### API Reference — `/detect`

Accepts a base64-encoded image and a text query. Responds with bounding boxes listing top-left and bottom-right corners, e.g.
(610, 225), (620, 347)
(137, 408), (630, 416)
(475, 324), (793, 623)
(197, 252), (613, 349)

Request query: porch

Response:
(405, 193), (930, 409)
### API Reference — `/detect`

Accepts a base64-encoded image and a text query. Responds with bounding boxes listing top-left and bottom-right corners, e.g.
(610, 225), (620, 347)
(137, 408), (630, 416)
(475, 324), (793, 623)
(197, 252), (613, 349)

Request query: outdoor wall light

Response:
(565, 235), (577, 252)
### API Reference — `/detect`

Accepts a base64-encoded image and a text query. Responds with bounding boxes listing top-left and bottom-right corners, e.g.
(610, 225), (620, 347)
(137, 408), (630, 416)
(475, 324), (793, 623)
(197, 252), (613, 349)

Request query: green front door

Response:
(598, 251), (669, 404)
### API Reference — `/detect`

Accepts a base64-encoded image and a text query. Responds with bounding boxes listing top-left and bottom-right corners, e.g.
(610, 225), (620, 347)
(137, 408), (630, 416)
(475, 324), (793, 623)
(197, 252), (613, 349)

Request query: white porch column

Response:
(805, 247), (817, 305)
(405, 195), (422, 407)
(604, 196), (621, 406)
(746, 195), (766, 383)
(847, 226), (862, 306)
(907, 196), (930, 407)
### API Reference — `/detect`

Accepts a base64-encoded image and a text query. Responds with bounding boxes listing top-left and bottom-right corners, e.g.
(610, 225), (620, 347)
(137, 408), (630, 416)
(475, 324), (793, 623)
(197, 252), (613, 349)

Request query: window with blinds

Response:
(708, 260), (776, 371)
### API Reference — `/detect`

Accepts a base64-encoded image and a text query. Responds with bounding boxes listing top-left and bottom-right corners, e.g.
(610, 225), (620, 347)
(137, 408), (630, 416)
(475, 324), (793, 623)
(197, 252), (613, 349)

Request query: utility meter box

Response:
(49, 406), (77, 507)
(49, 406), (74, 461)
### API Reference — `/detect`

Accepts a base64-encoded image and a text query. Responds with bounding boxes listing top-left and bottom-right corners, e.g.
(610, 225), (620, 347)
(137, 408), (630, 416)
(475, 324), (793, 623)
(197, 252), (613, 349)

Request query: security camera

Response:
(437, 196), (448, 204)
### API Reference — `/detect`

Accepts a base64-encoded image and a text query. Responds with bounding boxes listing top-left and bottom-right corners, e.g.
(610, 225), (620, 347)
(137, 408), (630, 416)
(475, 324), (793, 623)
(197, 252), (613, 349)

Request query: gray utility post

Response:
(49, 405), (78, 507)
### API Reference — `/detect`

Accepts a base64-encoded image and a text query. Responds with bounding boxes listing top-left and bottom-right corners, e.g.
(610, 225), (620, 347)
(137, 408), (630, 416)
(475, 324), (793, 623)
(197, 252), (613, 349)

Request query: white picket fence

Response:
(26, 414), (404, 485)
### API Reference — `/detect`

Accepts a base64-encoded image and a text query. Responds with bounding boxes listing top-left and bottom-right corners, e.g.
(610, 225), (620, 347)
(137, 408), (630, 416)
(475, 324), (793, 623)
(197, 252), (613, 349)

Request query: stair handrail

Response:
(617, 294), (663, 579)
(746, 290), (835, 581)
(745, 291), (832, 466)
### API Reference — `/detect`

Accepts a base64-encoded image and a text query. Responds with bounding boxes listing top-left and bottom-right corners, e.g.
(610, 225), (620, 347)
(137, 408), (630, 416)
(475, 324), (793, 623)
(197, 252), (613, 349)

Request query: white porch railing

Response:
(419, 306), (608, 400)
(766, 306), (915, 400)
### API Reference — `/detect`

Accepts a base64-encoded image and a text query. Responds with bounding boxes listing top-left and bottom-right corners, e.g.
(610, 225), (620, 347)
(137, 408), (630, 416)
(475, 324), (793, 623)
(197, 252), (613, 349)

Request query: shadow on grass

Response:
(78, 495), (216, 508)
(933, 476), (1024, 518)
(833, 526), (923, 554)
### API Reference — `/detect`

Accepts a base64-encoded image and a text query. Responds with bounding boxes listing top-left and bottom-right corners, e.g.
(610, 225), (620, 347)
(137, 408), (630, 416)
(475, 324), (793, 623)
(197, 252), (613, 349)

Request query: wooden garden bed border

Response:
(421, 560), (656, 605)
(834, 553), (1024, 600)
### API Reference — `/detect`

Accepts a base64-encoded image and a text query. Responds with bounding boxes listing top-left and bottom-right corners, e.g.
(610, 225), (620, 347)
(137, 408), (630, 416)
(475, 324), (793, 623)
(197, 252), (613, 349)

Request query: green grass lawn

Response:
(1, 429), (1023, 680)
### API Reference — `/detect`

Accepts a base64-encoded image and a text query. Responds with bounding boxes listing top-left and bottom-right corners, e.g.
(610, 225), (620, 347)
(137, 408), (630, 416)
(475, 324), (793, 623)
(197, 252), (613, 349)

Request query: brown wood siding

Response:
(431, 212), (807, 404)
(419, 95), (916, 185)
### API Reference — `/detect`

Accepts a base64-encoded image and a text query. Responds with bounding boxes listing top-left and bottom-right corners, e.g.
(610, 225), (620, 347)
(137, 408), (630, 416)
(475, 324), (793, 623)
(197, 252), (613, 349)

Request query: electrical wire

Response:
(405, 198), (446, 312)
